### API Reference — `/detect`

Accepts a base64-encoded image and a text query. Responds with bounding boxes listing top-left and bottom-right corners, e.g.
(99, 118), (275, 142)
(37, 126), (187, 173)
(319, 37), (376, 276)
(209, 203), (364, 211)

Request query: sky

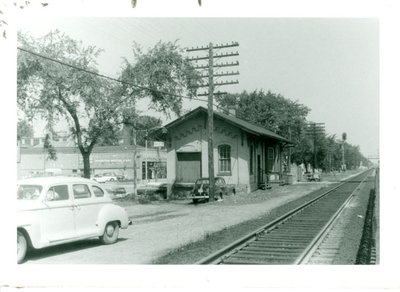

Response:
(17, 17), (379, 157)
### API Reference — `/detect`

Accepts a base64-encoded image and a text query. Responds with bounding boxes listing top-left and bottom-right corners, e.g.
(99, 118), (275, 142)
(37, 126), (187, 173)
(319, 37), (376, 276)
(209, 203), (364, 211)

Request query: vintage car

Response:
(92, 173), (118, 183)
(305, 172), (321, 182)
(17, 176), (131, 264)
(190, 177), (228, 203)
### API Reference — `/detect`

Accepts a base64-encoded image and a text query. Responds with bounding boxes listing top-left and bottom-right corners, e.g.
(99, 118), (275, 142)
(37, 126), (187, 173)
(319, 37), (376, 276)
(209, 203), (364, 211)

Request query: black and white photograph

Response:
(1, 0), (399, 290)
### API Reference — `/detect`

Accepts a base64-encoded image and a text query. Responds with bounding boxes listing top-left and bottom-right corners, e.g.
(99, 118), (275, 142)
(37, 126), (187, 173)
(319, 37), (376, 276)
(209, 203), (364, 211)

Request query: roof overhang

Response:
(162, 106), (294, 144)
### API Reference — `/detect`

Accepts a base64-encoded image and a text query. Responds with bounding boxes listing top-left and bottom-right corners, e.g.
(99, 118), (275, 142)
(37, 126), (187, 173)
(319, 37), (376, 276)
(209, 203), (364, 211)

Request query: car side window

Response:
(92, 185), (104, 197)
(73, 184), (91, 199)
(46, 185), (69, 201)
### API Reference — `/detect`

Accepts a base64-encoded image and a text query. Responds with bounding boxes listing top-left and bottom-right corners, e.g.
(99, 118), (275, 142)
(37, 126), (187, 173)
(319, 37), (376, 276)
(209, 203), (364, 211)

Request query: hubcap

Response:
(106, 224), (115, 236)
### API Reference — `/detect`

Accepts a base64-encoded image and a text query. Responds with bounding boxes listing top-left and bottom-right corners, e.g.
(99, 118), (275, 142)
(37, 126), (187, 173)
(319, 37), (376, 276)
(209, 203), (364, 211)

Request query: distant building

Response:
(17, 143), (167, 181)
(19, 131), (76, 148)
(160, 106), (292, 196)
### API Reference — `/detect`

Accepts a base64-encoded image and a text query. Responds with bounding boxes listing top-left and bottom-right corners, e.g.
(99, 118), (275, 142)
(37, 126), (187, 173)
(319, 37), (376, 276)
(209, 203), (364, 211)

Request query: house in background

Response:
(160, 106), (292, 197)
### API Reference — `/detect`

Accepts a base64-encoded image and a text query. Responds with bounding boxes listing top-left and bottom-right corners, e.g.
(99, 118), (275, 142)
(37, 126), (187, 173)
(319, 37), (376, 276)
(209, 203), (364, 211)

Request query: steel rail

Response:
(196, 169), (372, 265)
(295, 173), (370, 264)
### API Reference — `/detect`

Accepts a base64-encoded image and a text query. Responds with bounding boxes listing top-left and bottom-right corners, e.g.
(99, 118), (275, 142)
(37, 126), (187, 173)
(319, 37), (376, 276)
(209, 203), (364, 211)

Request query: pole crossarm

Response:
(193, 61), (239, 70)
(193, 80), (239, 88)
(200, 71), (239, 78)
(197, 91), (227, 97)
(214, 80), (239, 87)
(186, 42), (239, 52)
(187, 52), (239, 61)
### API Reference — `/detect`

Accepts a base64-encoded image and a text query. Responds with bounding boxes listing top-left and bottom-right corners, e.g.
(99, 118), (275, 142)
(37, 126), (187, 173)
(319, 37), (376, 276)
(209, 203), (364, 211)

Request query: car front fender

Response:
(17, 211), (41, 248)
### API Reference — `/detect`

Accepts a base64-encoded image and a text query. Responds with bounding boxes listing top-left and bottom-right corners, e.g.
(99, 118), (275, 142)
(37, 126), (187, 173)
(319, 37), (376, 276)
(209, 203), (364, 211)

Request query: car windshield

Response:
(17, 185), (43, 200)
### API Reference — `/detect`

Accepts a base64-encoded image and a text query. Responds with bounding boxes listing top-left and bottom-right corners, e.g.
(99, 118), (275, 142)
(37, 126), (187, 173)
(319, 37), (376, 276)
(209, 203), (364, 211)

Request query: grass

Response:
(355, 189), (376, 264)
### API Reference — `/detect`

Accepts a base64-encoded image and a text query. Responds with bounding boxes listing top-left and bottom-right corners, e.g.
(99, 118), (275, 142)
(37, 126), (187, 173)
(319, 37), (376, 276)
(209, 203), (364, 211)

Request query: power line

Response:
(17, 46), (239, 120)
(17, 46), (186, 112)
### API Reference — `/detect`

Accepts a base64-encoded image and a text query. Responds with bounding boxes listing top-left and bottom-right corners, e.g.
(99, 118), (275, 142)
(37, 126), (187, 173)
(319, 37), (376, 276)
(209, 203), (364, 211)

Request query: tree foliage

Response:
(17, 30), (122, 178)
(43, 133), (57, 161)
(216, 90), (370, 171)
(121, 111), (162, 146)
(17, 31), (199, 178)
(120, 41), (200, 117)
(17, 119), (34, 139)
(217, 90), (311, 165)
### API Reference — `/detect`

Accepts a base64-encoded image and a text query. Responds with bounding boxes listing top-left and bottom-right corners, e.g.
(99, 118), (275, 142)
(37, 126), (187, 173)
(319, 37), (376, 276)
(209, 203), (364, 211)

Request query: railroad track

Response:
(197, 170), (374, 265)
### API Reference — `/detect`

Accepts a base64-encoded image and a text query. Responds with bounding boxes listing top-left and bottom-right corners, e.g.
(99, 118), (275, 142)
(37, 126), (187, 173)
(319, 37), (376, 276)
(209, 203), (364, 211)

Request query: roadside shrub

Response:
(137, 189), (165, 202)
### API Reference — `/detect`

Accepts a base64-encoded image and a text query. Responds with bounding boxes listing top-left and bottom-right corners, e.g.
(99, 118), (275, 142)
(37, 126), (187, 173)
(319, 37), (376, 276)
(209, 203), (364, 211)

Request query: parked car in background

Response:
(92, 173), (118, 183)
(109, 186), (128, 198)
(190, 177), (229, 204)
(17, 176), (131, 264)
(305, 171), (321, 182)
(116, 174), (126, 181)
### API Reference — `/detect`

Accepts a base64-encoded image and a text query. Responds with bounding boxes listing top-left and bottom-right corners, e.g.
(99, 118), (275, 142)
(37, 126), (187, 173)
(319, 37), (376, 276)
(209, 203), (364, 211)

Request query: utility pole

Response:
(288, 127), (292, 173)
(132, 128), (137, 196)
(207, 43), (215, 199)
(187, 42), (239, 201)
(341, 132), (347, 171)
(305, 122), (325, 172)
(145, 129), (148, 183)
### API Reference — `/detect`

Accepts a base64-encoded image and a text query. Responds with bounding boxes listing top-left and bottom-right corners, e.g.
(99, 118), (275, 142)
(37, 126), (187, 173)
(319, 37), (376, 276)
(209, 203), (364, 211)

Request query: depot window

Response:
(218, 144), (231, 174)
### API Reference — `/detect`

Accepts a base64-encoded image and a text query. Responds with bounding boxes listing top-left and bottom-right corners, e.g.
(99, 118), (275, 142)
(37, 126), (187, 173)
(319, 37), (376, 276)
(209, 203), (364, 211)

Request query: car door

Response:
(72, 183), (105, 237)
(40, 184), (76, 243)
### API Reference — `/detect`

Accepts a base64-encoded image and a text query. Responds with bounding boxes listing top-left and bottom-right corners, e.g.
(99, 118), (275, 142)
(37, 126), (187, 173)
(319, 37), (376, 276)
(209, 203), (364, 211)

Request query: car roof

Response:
(18, 176), (94, 186)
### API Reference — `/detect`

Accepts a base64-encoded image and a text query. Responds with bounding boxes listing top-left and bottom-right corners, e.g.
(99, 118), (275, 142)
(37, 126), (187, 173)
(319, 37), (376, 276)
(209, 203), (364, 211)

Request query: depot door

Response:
(257, 154), (262, 185)
(176, 152), (201, 183)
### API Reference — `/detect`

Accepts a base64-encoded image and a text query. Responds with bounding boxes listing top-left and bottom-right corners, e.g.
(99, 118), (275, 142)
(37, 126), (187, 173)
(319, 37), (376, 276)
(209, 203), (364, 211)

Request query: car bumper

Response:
(190, 195), (209, 199)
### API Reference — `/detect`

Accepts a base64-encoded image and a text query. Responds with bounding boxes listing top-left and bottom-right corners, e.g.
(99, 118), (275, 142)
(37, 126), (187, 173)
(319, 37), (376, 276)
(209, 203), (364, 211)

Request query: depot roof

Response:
(163, 106), (292, 144)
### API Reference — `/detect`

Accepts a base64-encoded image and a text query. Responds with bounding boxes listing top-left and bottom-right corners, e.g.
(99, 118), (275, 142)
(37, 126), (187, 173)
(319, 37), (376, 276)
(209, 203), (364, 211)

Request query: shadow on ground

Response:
(23, 238), (128, 264)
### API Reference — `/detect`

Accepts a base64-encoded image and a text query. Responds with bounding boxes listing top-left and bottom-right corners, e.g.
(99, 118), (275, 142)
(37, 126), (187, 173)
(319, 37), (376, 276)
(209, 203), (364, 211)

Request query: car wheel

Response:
(17, 230), (28, 264)
(193, 199), (198, 204)
(110, 178), (115, 182)
(100, 222), (119, 244)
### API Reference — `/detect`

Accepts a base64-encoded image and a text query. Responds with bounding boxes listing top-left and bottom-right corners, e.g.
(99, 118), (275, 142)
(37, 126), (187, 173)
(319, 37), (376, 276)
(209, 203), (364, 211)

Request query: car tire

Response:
(100, 222), (119, 245)
(110, 178), (115, 182)
(17, 230), (28, 264)
(193, 199), (198, 204)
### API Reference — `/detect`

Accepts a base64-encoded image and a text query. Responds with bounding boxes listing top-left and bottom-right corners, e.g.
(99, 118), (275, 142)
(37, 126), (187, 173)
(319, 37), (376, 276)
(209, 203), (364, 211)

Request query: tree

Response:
(18, 31), (200, 179)
(120, 112), (162, 145)
(17, 30), (123, 178)
(120, 41), (200, 117)
(17, 119), (34, 139)
(43, 133), (57, 161)
(216, 90), (312, 166)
